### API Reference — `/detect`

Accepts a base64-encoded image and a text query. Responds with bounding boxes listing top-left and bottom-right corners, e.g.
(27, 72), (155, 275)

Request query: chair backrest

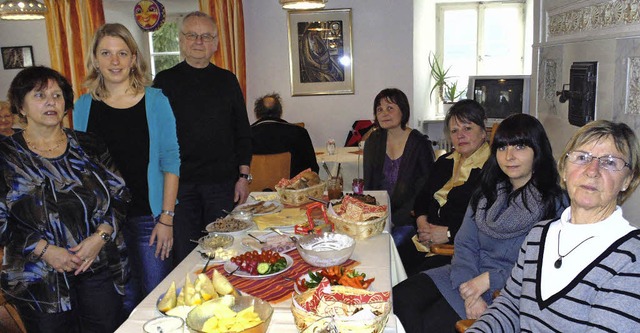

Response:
(293, 122), (305, 128)
(489, 122), (500, 145)
(249, 152), (292, 192)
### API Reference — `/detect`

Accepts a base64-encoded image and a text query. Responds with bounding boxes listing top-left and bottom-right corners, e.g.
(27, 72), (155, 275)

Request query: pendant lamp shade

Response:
(0, 0), (47, 20)
(279, 0), (326, 10)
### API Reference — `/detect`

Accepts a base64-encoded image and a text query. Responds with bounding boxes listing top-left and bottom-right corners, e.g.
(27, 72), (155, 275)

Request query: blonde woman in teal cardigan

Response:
(74, 23), (180, 319)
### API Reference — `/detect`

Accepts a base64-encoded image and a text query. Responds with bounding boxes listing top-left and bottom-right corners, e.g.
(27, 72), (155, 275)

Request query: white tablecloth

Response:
(115, 191), (407, 333)
(316, 146), (363, 187)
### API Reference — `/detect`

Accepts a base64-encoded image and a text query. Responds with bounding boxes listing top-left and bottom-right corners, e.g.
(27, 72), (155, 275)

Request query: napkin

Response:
(299, 279), (390, 314)
(252, 208), (307, 230)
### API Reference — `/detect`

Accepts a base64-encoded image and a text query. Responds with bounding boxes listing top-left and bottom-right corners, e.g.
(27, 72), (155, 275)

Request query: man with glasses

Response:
(154, 11), (252, 266)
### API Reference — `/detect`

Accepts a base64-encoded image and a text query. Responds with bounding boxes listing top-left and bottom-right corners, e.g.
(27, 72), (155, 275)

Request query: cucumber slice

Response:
(257, 262), (271, 275)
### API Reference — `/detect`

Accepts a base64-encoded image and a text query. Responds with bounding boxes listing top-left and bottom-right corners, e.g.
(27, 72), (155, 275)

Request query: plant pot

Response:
(438, 102), (455, 117)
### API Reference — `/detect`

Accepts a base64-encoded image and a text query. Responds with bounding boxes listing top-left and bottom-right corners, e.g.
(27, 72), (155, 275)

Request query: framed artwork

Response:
(287, 9), (353, 96)
(1, 46), (34, 70)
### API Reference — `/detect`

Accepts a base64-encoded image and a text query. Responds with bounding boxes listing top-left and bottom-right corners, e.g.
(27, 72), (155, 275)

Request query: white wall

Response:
(0, 19), (49, 100)
(244, 0), (413, 147)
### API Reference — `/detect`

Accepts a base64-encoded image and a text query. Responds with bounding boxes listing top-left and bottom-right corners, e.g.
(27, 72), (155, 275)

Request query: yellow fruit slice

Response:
(211, 269), (234, 296)
(196, 273), (218, 301)
(157, 281), (177, 313)
(176, 286), (185, 306)
(201, 316), (219, 333)
(184, 275), (198, 306)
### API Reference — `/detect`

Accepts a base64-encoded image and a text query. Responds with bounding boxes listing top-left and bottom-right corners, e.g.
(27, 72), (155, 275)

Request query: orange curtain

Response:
(198, 0), (246, 98)
(44, 0), (105, 128)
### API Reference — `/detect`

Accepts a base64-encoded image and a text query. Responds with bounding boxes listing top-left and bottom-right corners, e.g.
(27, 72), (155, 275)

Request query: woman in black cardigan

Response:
(403, 99), (490, 276)
(363, 88), (434, 249)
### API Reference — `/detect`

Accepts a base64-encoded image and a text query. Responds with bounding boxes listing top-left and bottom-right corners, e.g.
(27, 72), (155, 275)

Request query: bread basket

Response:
(327, 209), (388, 240)
(291, 285), (391, 333)
(276, 181), (326, 206)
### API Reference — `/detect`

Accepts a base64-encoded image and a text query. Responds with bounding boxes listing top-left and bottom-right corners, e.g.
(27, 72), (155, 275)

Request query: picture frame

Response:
(287, 9), (353, 96)
(1, 46), (34, 70)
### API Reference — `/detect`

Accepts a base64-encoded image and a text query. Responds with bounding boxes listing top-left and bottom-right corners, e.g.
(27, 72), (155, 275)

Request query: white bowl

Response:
(296, 232), (355, 268)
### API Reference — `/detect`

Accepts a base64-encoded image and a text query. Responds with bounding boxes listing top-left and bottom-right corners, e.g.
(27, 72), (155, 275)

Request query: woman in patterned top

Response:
(0, 66), (130, 332)
(469, 120), (640, 332)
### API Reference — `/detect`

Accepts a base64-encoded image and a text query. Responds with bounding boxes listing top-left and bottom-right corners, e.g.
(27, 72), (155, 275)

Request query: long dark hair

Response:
(470, 114), (563, 219)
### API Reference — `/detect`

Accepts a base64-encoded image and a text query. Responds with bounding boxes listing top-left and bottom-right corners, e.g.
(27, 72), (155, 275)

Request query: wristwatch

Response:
(96, 230), (111, 243)
(239, 173), (253, 183)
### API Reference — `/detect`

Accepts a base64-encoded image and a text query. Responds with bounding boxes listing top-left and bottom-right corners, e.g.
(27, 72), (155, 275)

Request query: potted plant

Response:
(443, 81), (466, 103)
(429, 52), (466, 116)
(428, 52), (450, 103)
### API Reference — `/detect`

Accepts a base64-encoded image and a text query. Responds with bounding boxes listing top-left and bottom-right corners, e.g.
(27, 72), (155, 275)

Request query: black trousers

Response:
(393, 273), (460, 333)
(172, 181), (235, 266)
(17, 268), (122, 333)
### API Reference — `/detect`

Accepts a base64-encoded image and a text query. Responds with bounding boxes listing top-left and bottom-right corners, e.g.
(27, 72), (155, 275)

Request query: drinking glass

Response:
(352, 178), (364, 194)
(327, 176), (343, 200)
(326, 139), (336, 155)
(143, 316), (184, 333)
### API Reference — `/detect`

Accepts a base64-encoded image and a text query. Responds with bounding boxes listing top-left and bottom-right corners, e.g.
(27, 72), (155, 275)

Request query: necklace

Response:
(554, 229), (594, 269)
(24, 130), (66, 153)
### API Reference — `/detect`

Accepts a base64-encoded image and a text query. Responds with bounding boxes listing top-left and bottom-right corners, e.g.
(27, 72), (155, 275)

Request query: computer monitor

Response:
(467, 75), (531, 123)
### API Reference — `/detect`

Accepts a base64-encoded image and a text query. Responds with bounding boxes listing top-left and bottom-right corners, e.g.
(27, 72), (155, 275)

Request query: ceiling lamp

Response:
(0, 0), (47, 20)
(280, 0), (326, 10)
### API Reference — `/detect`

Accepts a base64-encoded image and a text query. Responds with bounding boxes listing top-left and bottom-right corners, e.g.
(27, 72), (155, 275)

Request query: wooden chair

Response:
(0, 247), (27, 333)
(249, 152), (291, 192)
(292, 122), (305, 128)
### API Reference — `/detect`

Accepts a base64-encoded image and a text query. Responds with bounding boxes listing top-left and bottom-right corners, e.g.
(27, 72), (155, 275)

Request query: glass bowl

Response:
(186, 296), (273, 333)
(296, 232), (355, 267)
(198, 233), (234, 252)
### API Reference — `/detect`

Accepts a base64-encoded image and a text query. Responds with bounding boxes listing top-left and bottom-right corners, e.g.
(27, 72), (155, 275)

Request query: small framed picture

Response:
(287, 9), (354, 96)
(2, 46), (34, 70)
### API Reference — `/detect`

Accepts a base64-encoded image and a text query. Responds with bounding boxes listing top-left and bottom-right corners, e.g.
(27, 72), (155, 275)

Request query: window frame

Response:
(148, 15), (182, 77)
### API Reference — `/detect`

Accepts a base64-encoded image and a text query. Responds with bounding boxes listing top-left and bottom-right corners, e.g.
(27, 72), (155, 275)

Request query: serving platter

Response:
(241, 231), (297, 254)
(233, 200), (283, 216)
(223, 253), (293, 279)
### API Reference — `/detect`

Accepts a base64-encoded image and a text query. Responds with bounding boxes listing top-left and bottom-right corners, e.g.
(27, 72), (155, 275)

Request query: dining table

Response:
(115, 191), (407, 333)
(315, 146), (363, 186)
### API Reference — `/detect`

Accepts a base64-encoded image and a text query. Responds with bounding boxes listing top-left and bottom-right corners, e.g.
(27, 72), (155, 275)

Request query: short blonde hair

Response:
(558, 120), (640, 204)
(84, 23), (150, 100)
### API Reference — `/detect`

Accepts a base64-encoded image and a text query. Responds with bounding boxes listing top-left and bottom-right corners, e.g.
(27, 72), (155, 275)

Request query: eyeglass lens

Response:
(182, 32), (216, 42)
(567, 151), (628, 171)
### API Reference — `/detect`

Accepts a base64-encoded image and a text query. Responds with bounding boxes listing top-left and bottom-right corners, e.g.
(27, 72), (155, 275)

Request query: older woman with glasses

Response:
(469, 120), (640, 332)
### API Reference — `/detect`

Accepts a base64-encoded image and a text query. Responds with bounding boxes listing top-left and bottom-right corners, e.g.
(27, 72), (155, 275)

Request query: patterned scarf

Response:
(475, 182), (544, 239)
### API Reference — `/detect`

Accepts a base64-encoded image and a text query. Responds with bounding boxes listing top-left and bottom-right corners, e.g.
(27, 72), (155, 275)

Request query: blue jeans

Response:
(172, 181), (235, 266)
(121, 215), (172, 320)
(18, 267), (122, 333)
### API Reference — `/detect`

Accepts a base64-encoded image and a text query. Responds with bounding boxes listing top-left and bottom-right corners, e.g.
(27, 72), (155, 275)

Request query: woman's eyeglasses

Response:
(181, 32), (217, 42)
(566, 151), (630, 171)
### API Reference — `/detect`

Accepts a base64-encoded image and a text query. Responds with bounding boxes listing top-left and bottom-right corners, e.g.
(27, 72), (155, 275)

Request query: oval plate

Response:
(223, 253), (293, 279)
(233, 200), (283, 216)
(205, 219), (253, 234)
(241, 232), (297, 254)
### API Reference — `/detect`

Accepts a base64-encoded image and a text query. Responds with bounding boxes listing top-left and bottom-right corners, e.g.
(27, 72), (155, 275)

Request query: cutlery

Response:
(270, 227), (298, 244)
(322, 161), (333, 178)
(202, 252), (215, 273)
(197, 250), (215, 259)
(247, 233), (265, 244)
(228, 266), (240, 276)
(308, 196), (329, 206)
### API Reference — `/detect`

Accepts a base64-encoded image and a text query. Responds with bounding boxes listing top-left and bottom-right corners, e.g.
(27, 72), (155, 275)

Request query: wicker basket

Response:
(327, 210), (388, 240)
(291, 286), (391, 333)
(276, 181), (326, 206)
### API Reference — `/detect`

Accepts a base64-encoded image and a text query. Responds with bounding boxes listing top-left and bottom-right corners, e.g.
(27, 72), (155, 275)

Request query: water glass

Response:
(327, 176), (343, 200)
(326, 139), (336, 155)
(352, 178), (364, 194)
(143, 316), (184, 333)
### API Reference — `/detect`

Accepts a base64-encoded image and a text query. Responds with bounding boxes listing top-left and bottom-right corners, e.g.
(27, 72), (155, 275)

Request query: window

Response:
(437, 2), (526, 92)
(148, 16), (181, 77)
